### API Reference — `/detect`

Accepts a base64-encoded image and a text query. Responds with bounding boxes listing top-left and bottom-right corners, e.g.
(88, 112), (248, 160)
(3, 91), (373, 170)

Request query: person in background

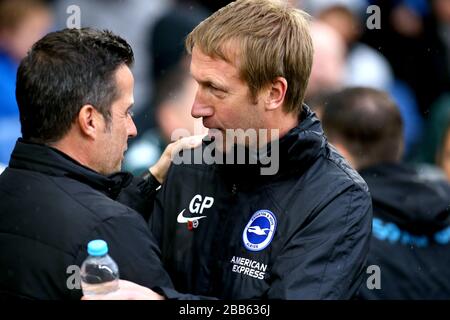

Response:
(363, 0), (450, 117)
(304, 0), (424, 158)
(125, 7), (208, 175)
(437, 120), (450, 181)
(321, 87), (450, 299)
(416, 93), (450, 182)
(305, 21), (346, 102)
(0, 0), (53, 165)
(124, 64), (207, 175)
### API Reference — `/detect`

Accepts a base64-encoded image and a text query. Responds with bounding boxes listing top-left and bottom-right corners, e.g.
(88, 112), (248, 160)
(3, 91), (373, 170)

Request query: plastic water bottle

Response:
(80, 239), (119, 296)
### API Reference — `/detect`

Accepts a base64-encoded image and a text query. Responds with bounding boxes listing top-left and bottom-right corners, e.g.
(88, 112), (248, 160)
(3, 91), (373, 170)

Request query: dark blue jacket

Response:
(358, 163), (450, 299)
(150, 106), (373, 299)
(0, 140), (173, 299)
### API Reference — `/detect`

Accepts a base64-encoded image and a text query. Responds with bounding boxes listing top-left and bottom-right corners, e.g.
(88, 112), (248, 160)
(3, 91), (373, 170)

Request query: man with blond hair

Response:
(88, 0), (372, 300)
(145, 0), (372, 300)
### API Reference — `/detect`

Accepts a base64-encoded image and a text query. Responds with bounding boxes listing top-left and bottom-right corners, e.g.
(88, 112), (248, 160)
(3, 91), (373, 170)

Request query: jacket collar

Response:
(217, 104), (327, 185)
(277, 104), (326, 170)
(9, 139), (133, 199)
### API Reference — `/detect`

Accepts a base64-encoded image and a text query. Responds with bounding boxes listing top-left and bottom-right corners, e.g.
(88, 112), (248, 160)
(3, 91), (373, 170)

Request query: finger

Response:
(180, 135), (204, 149)
(170, 135), (204, 157)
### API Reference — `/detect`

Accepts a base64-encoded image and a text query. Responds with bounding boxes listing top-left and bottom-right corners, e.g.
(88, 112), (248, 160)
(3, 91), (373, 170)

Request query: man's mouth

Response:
(202, 117), (219, 130)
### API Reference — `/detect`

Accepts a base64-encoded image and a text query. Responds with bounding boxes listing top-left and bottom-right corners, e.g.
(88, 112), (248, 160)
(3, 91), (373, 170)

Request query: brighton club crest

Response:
(242, 210), (277, 251)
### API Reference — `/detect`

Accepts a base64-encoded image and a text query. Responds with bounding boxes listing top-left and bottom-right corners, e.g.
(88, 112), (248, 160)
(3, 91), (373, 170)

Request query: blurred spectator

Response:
(417, 93), (450, 181)
(438, 120), (450, 181)
(124, 6), (207, 175)
(305, 21), (346, 100)
(362, 0), (450, 117)
(306, 90), (334, 120)
(133, 4), (208, 131)
(322, 87), (450, 299)
(304, 0), (423, 158)
(53, 0), (171, 114)
(124, 64), (206, 175)
(305, 0), (393, 90)
(0, 0), (53, 164)
(433, 0), (450, 76)
(388, 80), (423, 160)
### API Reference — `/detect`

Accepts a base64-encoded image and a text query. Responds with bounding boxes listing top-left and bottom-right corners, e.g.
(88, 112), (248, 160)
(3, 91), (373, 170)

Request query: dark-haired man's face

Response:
(96, 65), (137, 175)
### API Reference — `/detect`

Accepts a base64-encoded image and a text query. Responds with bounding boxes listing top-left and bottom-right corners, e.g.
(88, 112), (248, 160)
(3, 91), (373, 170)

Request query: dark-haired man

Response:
(0, 28), (198, 300)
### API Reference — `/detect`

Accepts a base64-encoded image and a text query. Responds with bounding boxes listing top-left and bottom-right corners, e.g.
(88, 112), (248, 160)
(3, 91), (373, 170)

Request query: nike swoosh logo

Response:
(177, 209), (207, 223)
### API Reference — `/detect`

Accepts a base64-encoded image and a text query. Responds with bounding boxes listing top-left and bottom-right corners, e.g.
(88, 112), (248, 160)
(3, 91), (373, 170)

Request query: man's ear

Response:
(265, 77), (288, 111)
(77, 104), (102, 139)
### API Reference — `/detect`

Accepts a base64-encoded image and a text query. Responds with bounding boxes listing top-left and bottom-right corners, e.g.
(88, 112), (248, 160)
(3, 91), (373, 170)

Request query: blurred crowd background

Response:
(0, 0), (450, 181)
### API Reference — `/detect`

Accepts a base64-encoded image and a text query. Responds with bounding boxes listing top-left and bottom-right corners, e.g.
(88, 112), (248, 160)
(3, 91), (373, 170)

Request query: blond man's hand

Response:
(149, 135), (204, 184)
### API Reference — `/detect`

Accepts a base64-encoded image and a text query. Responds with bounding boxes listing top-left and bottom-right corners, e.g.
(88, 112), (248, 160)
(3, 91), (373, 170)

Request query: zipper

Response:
(208, 182), (238, 296)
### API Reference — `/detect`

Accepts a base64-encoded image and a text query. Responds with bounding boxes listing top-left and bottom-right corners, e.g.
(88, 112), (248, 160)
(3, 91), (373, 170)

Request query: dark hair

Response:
(322, 87), (404, 169)
(16, 28), (134, 143)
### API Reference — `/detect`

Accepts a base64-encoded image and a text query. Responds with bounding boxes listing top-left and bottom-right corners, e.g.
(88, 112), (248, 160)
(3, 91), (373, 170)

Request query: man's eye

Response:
(209, 84), (225, 95)
(208, 83), (221, 91)
(127, 110), (134, 117)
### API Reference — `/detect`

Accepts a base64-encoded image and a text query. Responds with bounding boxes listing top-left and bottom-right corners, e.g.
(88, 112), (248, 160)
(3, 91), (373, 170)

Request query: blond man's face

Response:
(189, 46), (266, 150)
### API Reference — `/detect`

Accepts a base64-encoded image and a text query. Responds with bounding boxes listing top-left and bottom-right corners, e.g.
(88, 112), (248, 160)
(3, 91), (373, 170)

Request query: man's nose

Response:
(191, 90), (214, 119)
(128, 117), (138, 138)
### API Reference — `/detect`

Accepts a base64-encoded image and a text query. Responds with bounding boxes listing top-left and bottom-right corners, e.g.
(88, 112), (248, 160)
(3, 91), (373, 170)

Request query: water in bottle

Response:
(80, 239), (119, 296)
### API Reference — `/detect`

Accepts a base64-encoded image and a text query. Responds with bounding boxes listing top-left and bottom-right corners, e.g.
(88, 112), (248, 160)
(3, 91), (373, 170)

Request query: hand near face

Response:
(149, 135), (204, 184)
(81, 279), (165, 300)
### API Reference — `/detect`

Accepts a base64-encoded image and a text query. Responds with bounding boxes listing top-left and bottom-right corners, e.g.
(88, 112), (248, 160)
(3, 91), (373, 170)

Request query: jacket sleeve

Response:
(81, 209), (174, 292)
(81, 209), (218, 300)
(267, 185), (372, 299)
(116, 172), (161, 221)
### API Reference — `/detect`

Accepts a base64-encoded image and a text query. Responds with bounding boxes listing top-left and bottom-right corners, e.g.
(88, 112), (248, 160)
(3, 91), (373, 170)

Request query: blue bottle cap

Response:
(87, 239), (108, 256)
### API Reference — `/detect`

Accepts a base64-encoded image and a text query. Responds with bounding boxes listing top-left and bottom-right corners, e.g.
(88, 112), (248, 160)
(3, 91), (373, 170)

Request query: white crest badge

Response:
(242, 210), (277, 251)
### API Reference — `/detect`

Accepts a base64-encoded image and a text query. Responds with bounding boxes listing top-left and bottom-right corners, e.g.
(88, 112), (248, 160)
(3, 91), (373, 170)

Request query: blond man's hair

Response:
(186, 0), (313, 114)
